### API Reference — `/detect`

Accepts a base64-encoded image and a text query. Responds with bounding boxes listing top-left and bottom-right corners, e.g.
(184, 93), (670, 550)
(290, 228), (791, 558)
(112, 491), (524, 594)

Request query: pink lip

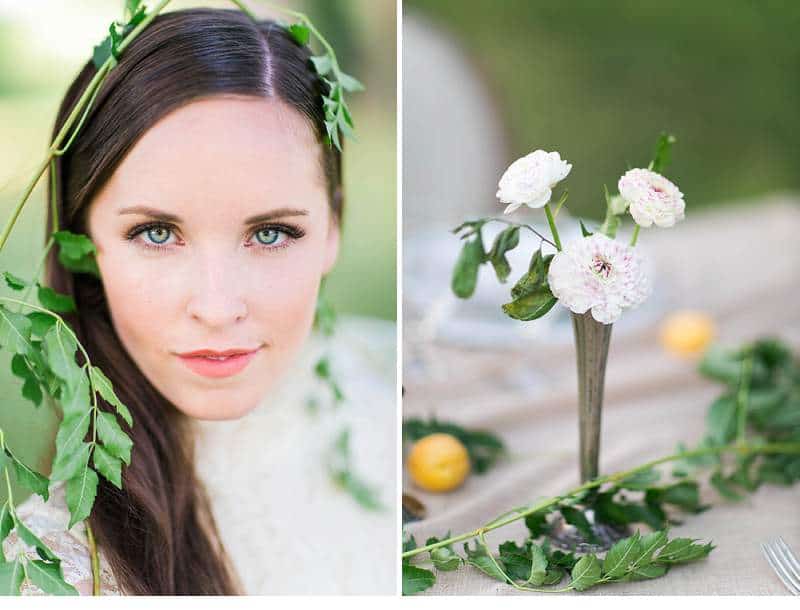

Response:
(177, 348), (259, 379)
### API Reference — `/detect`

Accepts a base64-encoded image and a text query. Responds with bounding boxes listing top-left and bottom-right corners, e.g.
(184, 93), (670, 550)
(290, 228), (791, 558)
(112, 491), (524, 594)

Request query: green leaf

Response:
(629, 563), (668, 580)
(636, 530), (668, 565)
(428, 540), (461, 571)
(310, 54), (332, 76)
(65, 465), (99, 530)
(710, 470), (744, 501)
(646, 480), (704, 513)
(451, 234), (485, 299)
(7, 449), (49, 502)
(96, 411), (133, 466)
(286, 23), (310, 45)
(51, 426), (91, 482)
(36, 285), (76, 314)
(524, 509), (550, 538)
(92, 34), (114, 70)
(463, 540), (507, 582)
(60, 367), (91, 419)
(579, 219), (593, 237)
(10, 354), (43, 408)
(510, 251), (553, 299)
(655, 538), (714, 563)
(26, 311), (57, 338)
(602, 531), (642, 578)
(0, 305), (34, 357)
(338, 71), (365, 92)
(402, 563), (435, 595)
(92, 444), (122, 489)
(594, 490), (666, 530)
(502, 285), (558, 321)
(650, 133), (677, 174)
(487, 226), (520, 283)
(13, 517), (59, 562)
(2, 271), (27, 291)
(498, 540), (532, 581)
(526, 542), (548, 586)
(560, 506), (598, 544)
(0, 502), (12, 561)
(570, 554), (601, 591)
(707, 395), (737, 444)
(26, 560), (78, 595)
(0, 558), (25, 595)
(53, 231), (100, 278)
(402, 533), (417, 554)
(42, 323), (81, 395)
(88, 365), (133, 427)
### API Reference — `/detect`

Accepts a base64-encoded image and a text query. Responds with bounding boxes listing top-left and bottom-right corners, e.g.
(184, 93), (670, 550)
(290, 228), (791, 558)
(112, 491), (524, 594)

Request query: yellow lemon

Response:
(660, 310), (716, 357)
(408, 433), (471, 493)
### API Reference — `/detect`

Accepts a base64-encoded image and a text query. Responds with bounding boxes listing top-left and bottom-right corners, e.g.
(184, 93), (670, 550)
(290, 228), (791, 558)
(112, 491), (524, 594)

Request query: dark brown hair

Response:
(44, 7), (343, 595)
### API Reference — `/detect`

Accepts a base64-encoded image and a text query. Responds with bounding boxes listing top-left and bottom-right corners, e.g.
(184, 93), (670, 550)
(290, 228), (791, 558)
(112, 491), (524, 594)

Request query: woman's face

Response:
(87, 96), (339, 421)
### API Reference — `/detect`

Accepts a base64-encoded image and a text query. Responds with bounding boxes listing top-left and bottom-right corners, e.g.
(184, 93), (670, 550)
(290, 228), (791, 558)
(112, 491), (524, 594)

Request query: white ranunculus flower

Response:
(618, 168), (685, 228)
(547, 233), (650, 324)
(497, 150), (572, 215)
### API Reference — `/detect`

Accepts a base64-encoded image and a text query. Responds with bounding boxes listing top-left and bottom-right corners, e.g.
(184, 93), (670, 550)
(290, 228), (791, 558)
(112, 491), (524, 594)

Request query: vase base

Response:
(547, 509), (629, 553)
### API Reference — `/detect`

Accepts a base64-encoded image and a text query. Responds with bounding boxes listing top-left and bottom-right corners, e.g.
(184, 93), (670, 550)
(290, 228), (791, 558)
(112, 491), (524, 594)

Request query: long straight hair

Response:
(44, 8), (343, 595)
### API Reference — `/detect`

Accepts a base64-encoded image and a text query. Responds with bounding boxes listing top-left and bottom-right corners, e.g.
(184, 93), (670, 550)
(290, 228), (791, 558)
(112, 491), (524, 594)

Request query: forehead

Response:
(89, 95), (326, 223)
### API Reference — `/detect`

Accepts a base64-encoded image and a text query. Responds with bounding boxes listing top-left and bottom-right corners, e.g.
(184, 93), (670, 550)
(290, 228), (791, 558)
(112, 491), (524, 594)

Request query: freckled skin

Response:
(87, 96), (339, 421)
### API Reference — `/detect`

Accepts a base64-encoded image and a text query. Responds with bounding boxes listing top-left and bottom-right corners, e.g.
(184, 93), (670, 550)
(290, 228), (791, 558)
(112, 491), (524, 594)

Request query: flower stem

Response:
(491, 217), (557, 249)
(401, 441), (800, 560)
(630, 225), (641, 247)
(544, 204), (562, 251)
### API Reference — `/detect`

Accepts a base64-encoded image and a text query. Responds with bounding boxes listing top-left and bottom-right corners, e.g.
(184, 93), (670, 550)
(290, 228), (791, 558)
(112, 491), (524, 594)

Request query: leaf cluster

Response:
(327, 427), (383, 511)
(402, 417), (505, 475)
(450, 219), (558, 322)
(282, 20), (364, 152)
(402, 529), (711, 595)
(92, 0), (148, 70)
(0, 445), (78, 594)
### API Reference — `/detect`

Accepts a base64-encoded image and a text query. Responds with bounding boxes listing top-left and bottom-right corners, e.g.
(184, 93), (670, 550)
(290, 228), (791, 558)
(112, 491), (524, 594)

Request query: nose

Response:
(185, 253), (248, 327)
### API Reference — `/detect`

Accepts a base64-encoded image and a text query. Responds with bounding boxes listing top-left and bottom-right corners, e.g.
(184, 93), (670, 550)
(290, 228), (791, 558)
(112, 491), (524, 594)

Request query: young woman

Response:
(2, 7), (395, 595)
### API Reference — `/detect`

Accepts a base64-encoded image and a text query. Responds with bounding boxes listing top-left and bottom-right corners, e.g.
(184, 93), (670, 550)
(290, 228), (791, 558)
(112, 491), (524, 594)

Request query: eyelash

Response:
(124, 221), (306, 253)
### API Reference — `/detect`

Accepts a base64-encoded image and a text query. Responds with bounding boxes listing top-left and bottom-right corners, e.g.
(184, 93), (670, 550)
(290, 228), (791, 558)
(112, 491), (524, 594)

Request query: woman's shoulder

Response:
(3, 482), (123, 595)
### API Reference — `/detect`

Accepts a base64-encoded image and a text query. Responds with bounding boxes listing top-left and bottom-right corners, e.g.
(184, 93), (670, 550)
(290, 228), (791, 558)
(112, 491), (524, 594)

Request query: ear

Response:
(321, 216), (340, 275)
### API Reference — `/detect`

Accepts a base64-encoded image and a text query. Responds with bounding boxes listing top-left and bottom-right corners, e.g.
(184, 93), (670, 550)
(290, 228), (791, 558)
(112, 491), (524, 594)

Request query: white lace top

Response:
(2, 315), (397, 595)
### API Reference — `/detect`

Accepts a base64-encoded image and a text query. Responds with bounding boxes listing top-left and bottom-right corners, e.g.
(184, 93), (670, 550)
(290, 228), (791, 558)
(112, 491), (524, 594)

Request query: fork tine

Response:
(776, 538), (800, 583)
(762, 541), (800, 595)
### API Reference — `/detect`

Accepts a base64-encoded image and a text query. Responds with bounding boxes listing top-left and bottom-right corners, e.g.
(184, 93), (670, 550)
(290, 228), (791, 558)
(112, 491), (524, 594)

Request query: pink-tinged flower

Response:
(497, 150), (572, 214)
(548, 233), (650, 324)
(618, 168), (685, 228)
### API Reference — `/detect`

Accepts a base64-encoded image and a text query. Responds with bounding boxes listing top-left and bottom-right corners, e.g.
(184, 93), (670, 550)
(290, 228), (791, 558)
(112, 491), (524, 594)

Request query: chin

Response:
(177, 395), (262, 421)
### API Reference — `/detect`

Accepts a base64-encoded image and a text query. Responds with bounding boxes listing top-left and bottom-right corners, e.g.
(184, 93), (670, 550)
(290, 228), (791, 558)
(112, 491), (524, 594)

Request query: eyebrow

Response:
(117, 205), (310, 224)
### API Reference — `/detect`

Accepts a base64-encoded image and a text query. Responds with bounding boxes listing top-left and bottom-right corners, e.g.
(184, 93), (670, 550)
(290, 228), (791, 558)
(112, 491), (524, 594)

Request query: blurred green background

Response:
(0, 0), (395, 503)
(405, 0), (799, 219)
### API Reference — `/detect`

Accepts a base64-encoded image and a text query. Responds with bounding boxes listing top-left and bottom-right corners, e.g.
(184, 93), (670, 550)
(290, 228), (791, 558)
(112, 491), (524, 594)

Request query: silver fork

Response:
(761, 537), (800, 595)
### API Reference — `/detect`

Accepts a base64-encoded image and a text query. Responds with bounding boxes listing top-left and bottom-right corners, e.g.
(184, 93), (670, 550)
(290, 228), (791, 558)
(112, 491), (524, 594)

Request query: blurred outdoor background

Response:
(0, 0), (395, 501)
(404, 0), (799, 225)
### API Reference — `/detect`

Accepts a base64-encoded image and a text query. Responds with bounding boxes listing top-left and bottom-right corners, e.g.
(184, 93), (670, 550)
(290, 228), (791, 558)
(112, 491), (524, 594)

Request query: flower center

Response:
(591, 255), (613, 280)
